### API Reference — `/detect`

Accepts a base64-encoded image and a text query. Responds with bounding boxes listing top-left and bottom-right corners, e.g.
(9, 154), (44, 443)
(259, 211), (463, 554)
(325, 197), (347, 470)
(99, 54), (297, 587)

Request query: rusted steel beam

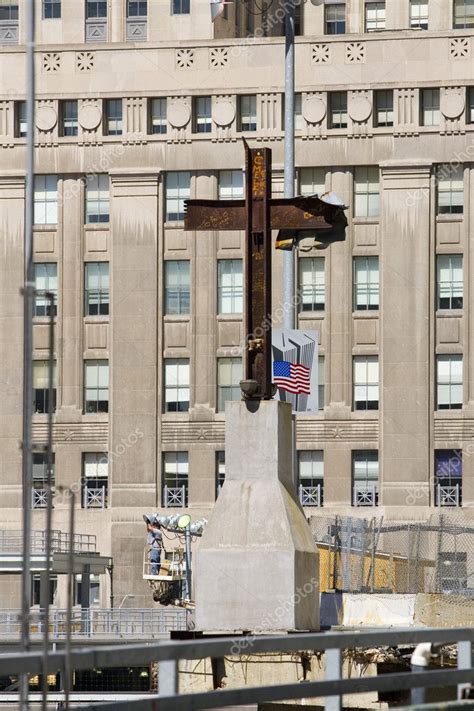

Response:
(184, 196), (347, 232)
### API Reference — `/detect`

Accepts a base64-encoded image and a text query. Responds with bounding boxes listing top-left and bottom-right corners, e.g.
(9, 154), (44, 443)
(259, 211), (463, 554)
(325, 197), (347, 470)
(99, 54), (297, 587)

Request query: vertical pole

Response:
(185, 526), (192, 600)
(21, 1), (36, 708)
(457, 640), (472, 700)
(42, 292), (55, 711)
(324, 648), (342, 711)
(158, 659), (178, 697)
(64, 490), (75, 710)
(283, 0), (295, 329)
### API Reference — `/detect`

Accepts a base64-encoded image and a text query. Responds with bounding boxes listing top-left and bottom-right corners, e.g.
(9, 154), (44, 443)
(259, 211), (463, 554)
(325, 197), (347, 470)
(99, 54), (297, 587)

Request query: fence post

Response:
(324, 647), (342, 711)
(457, 640), (472, 700)
(158, 659), (178, 697)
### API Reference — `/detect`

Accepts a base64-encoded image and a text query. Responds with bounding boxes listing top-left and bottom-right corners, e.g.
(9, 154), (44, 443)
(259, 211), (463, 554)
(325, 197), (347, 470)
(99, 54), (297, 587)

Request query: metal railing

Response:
(0, 608), (188, 638)
(353, 482), (378, 507)
(436, 483), (461, 507)
(163, 485), (186, 508)
(1, 627), (473, 710)
(0, 529), (96, 554)
(83, 485), (108, 509)
(299, 483), (323, 507)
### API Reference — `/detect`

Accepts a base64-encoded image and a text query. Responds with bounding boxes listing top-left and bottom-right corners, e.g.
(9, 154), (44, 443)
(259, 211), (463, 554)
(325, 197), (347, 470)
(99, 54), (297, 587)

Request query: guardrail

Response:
(0, 608), (187, 638)
(1, 626), (473, 710)
(0, 529), (96, 554)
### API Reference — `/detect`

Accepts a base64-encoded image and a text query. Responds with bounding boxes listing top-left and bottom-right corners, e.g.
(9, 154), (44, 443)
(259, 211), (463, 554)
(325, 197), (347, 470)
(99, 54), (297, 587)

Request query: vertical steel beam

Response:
(158, 660), (178, 697)
(243, 143), (273, 400)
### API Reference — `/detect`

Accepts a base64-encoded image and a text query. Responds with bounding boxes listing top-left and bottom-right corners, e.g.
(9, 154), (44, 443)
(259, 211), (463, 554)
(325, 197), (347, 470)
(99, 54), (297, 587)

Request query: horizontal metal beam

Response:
(184, 196), (346, 232)
(2, 626), (474, 676)
(67, 668), (474, 711)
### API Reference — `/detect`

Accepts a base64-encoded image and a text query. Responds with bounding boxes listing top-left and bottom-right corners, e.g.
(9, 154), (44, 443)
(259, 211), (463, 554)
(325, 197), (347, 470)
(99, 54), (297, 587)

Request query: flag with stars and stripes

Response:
(273, 360), (311, 395)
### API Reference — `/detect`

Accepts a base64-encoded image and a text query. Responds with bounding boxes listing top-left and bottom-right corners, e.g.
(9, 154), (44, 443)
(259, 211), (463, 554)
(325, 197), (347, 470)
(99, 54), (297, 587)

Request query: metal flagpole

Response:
(20, 1), (36, 708)
(283, 0), (295, 329)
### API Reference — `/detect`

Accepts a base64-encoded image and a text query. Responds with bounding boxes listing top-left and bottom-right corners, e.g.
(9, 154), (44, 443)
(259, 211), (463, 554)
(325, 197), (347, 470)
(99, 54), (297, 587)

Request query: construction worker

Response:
(145, 516), (163, 575)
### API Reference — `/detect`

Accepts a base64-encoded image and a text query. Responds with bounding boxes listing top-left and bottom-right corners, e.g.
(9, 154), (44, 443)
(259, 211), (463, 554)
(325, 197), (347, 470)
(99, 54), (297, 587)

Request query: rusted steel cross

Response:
(184, 142), (347, 401)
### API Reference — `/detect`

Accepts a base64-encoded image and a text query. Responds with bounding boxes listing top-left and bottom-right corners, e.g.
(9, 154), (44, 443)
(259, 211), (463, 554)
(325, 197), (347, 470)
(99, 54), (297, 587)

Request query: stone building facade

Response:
(0, 0), (474, 606)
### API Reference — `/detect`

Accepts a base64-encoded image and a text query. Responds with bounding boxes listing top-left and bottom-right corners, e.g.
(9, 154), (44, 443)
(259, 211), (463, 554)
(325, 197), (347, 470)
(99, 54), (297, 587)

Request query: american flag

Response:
(273, 360), (311, 395)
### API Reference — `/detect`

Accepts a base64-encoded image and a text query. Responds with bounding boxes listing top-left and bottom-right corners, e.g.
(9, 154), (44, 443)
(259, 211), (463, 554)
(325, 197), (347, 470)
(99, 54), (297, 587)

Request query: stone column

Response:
(58, 176), (83, 418)
(0, 175), (25, 508)
(326, 168), (352, 417)
(191, 172), (217, 417)
(380, 163), (432, 508)
(109, 171), (159, 508)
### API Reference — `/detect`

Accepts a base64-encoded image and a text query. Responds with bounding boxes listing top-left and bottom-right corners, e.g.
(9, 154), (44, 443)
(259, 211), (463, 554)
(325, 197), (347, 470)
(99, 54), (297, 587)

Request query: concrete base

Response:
(195, 400), (319, 632)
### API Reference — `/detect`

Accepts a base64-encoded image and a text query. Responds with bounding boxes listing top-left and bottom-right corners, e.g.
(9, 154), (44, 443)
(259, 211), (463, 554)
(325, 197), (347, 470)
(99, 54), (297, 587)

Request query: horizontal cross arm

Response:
(184, 196), (347, 232)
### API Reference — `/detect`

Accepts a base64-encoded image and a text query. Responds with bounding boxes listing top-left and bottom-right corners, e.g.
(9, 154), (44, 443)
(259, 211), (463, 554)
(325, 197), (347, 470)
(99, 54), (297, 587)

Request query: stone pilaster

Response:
(380, 162), (432, 508)
(109, 171), (159, 507)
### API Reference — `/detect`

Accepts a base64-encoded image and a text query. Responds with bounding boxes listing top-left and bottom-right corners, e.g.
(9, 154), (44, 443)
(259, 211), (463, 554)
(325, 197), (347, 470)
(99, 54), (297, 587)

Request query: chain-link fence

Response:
(310, 513), (474, 595)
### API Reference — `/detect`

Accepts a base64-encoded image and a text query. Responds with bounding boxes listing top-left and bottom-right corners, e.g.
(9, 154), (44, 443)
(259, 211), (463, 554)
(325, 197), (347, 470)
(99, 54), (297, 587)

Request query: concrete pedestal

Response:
(195, 400), (319, 632)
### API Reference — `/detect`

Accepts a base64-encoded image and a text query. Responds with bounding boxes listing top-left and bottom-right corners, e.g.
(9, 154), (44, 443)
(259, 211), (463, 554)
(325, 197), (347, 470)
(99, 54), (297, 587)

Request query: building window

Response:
(193, 96), (212, 134)
(435, 450), (462, 508)
(149, 98), (167, 134)
(34, 263), (57, 317)
(85, 262), (109, 316)
(354, 166), (380, 218)
(217, 357), (242, 412)
(82, 452), (108, 509)
(104, 99), (123, 136)
(329, 92), (348, 129)
(85, 175), (109, 224)
(31, 574), (57, 605)
(84, 360), (109, 413)
(34, 176), (58, 225)
(163, 452), (188, 507)
(32, 453), (55, 509)
(325, 3), (345, 34)
(294, 93), (303, 130)
(127, 0), (147, 16)
(437, 165), (464, 215)
(218, 170), (244, 200)
(375, 90), (393, 127)
(353, 256), (379, 311)
(468, 87), (474, 124)
(353, 451), (379, 507)
(298, 258), (325, 312)
(166, 171), (190, 222)
(164, 359), (189, 412)
(218, 259), (243, 314)
(453, 0), (474, 29)
(0, 2), (18, 20)
(421, 88), (440, 126)
(437, 255), (463, 310)
(33, 360), (56, 414)
(216, 451), (225, 498)
(410, 0), (428, 28)
(437, 355), (462, 410)
(75, 574), (100, 605)
(318, 355), (325, 411)
(15, 101), (26, 137)
(298, 451), (323, 507)
(164, 260), (190, 315)
(43, 0), (61, 18)
(60, 100), (78, 137)
(86, 0), (107, 18)
(365, 1), (385, 31)
(353, 356), (379, 411)
(172, 0), (190, 14)
(299, 167), (325, 197)
(238, 95), (257, 132)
